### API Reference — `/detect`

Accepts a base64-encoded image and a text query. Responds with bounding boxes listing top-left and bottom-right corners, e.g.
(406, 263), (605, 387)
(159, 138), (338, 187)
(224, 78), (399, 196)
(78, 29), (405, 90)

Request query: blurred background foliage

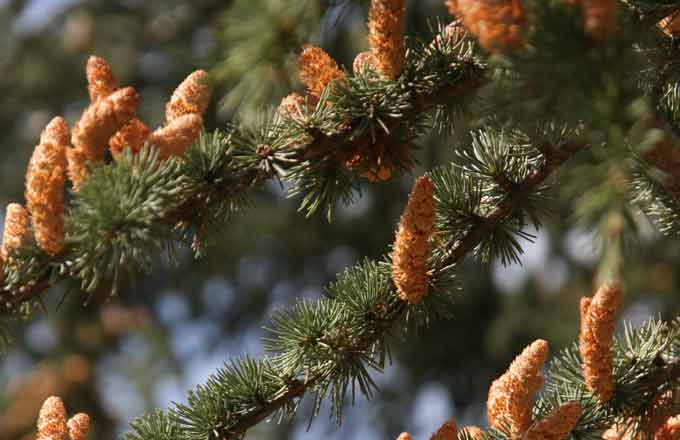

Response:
(0, 0), (678, 439)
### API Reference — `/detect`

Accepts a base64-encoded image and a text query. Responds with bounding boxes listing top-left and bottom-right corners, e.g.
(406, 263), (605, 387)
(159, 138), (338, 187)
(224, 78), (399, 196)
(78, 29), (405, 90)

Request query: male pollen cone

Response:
(109, 118), (151, 159)
(298, 45), (346, 99)
(579, 282), (622, 402)
(462, 426), (485, 439)
(86, 55), (118, 102)
(656, 415), (680, 440)
(67, 413), (91, 440)
(353, 50), (380, 75)
(487, 339), (549, 438)
(165, 70), (212, 123)
(36, 396), (68, 440)
(148, 113), (203, 159)
(445, 0), (524, 51)
(68, 86), (138, 189)
(524, 401), (582, 440)
(26, 116), (70, 256)
(368, 0), (406, 79)
(1, 203), (31, 260)
(391, 176), (435, 304)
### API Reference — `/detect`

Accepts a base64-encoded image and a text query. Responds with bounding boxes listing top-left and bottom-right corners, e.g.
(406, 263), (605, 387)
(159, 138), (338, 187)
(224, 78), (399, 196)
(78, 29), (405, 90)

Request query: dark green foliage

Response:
(65, 148), (187, 295)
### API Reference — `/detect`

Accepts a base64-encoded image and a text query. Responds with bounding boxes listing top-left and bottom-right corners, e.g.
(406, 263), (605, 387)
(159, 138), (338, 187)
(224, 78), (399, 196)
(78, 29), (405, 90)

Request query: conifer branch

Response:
(438, 140), (585, 269)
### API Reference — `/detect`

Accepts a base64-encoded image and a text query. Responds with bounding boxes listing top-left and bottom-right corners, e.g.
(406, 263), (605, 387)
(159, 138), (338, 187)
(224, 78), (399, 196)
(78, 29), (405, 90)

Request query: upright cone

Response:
(26, 116), (70, 255)
(579, 282), (622, 402)
(487, 339), (549, 438)
(391, 176), (435, 304)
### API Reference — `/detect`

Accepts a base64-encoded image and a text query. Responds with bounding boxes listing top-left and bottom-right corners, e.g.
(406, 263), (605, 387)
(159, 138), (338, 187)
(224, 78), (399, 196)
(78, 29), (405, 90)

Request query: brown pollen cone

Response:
(147, 113), (203, 159)
(397, 433), (413, 440)
(298, 45), (346, 99)
(36, 396), (68, 440)
(487, 339), (549, 438)
(579, 282), (622, 402)
(445, 0), (524, 51)
(67, 413), (91, 440)
(2, 203), (31, 260)
(391, 176), (435, 304)
(432, 419), (458, 440)
(110, 118), (151, 159)
(26, 116), (70, 256)
(69, 86), (139, 189)
(368, 0), (406, 79)
(165, 70), (212, 123)
(525, 401), (582, 440)
(86, 55), (117, 102)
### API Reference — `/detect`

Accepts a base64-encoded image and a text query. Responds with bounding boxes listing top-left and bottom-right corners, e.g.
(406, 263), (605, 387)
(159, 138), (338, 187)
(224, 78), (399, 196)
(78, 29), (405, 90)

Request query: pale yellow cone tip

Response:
(86, 55), (118, 102)
(36, 396), (68, 440)
(40, 116), (71, 147)
(67, 413), (91, 440)
(432, 419), (458, 440)
(396, 433), (413, 440)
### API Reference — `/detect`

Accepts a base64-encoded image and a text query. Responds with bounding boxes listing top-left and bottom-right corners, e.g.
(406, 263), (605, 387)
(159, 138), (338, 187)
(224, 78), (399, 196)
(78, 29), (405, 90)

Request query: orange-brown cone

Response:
(165, 70), (212, 123)
(26, 117), (70, 255)
(487, 339), (549, 438)
(67, 413), (90, 440)
(147, 113), (203, 159)
(298, 45), (346, 99)
(109, 118), (151, 159)
(86, 55), (117, 102)
(2, 203), (31, 260)
(36, 396), (68, 440)
(69, 86), (139, 189)
(368, 0), (406, 79)
(524, 401), (582, 440)
(391, 176), (435, 304)
(445, 0), (524, 51)
(579, 282), (622, 402)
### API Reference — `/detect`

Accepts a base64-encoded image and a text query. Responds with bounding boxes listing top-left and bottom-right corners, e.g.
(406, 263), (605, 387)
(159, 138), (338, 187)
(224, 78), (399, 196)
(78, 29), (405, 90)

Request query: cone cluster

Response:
(35, 396), (90, 440)
(277, 0), (411, 183)
(391, 176), (435, 304)
(445, 0), (618, 51)
(0, 56), (211, 270)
